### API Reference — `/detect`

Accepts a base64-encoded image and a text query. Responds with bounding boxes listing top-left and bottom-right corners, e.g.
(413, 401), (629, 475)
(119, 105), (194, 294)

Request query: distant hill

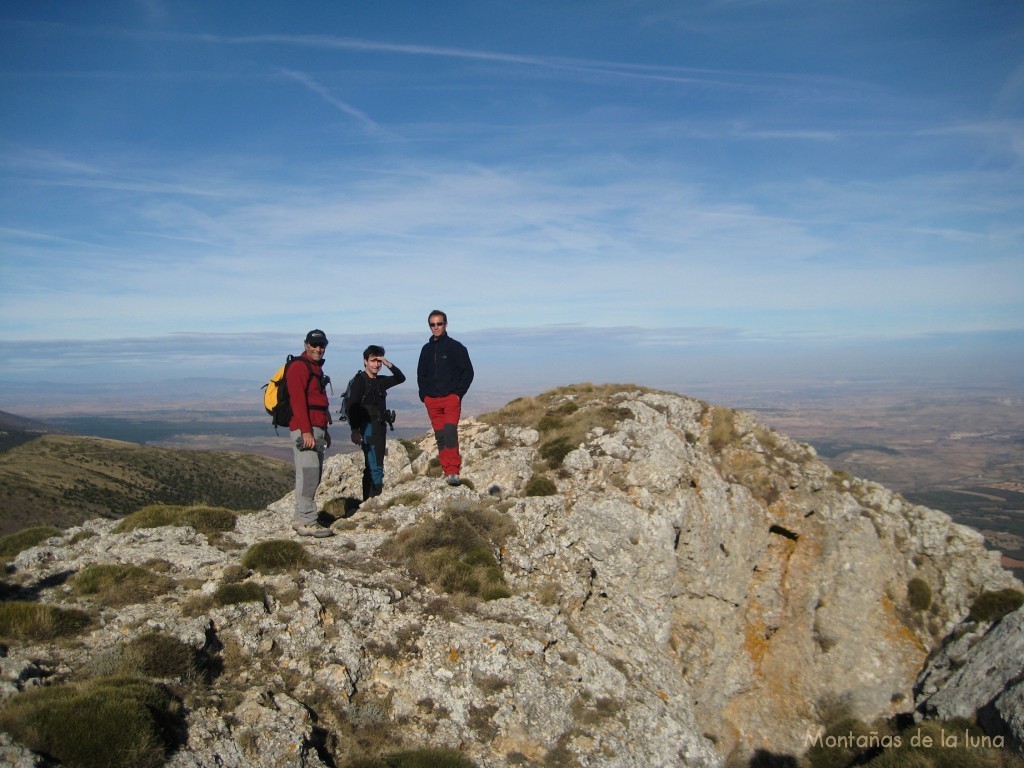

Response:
(0, 434), (292, 536)
(0, 409), (70, 453)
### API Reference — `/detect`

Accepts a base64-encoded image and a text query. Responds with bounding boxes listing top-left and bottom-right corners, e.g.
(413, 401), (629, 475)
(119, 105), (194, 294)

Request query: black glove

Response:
(351, 430), (363, 445)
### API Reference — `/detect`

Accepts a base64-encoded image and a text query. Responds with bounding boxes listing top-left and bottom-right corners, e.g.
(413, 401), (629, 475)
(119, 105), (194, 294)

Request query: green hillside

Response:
(0, 434), (292, 537)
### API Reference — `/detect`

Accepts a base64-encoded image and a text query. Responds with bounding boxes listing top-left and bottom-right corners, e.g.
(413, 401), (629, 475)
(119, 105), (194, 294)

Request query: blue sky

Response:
(1, 1), (1023, 398)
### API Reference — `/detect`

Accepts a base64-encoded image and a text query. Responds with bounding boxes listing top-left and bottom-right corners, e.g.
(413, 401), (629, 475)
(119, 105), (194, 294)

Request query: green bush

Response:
(381, 506), (514, 601)
(0, 601), (91, 642)
(115, 504), (237, 535)
(348, 748), (479, 767)
(0, 675), (181, 768)
(125, 632), (203, 681)
(386, 492), (424, 509)
(862, 719), (1008, 767)
(539, 436), (574, 469)
(241, 539), (311, 573)
(524, 475), (557, 497)
(0, 525), (62, 560)
(907, 578), (932, 611)
(969, 588), (1024, 623)
(71, 563), (176, 607)
(214, 581), (267, 606)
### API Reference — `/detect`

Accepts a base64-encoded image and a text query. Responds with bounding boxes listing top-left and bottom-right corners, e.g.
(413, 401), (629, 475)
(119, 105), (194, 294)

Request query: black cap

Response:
(304, 329), (328, 346)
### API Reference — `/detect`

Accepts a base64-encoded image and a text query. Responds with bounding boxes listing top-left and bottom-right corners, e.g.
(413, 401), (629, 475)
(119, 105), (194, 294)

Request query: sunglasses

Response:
(429, 322), (446, 328)
(308, 343), (327, 349)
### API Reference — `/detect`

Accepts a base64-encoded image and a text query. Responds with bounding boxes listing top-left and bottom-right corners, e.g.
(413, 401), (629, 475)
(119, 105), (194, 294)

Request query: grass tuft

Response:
(0, 675), (182, 768)
(71, 562), (176, 607)
(214, 580), (267, 606)
(0, 525), (62, 561)
(524, 475), (558, 497)
(906, 578), (932, 612)
(241, 539), (312, 574)
(114, 504), (238, 535)
(347, 748), (479, 767)
(969, 588), (1024, 623)
(381, 505), (515, 601)
(0, 601), (91, 642)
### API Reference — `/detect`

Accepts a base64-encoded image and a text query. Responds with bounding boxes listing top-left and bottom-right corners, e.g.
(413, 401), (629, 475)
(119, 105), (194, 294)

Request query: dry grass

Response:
(114, 504), (238, 535)
(0, 600), (91, 642)
(480, 383), (637, 468)
(71, 563), (177, 607)
(380, 504), (515, 601)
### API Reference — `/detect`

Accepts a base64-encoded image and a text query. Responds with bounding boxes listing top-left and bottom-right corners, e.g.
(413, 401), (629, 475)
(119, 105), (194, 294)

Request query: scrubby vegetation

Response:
(969, 588), (1024, 623)
(0, 524), (61, 562)
(114, 504), (239, 535)
(347, 749), (479, 767)
(907, 577), (933, 612)
(241, 539), (312, 574)
(0, 600), (91, 642)
(0, 675), (183, 768)
(0, 434), (292, 536)
(214, 580), (267, 606)
(71, 562), (177, 607)
(380, 504), (515, 601)
(480, 383), (636, 469)
(90, 631), (206, 683)
(804, 716), (1018, 768)
(524, 474), (558, 497)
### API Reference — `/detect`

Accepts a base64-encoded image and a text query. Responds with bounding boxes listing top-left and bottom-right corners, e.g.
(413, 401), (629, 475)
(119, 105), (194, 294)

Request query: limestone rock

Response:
(1, 385), (1019, 767)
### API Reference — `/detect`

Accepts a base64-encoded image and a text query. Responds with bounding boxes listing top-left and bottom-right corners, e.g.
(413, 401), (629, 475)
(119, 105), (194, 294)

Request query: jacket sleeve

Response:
(384, 365), (407, 390)
(286, 359), (312, 433)
(454, 343), (474, 399)
(416, 345), (429, 401)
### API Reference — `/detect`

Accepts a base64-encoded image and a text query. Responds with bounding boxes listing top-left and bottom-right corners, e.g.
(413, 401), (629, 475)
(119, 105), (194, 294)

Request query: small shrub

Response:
(862, 718), (1007, 767)
(387, 492), (424, 509)
(71, 563), (176, 607)
(381, 505), (515, 601)
(0, 601), (91, 642)
(241, 540), (311, 574)
(115, 504), (237, 535)
(0, 525), (62, 560)
(708, 407), (738, 453)
(125, 632), (203, 681)
(0, 675), (181, 768)
(347, 748), (479, 768)
(539, 436), (574, 469)
(524, 475), (557, 497)
(969, 588), (1024, 623)
(399, 439), (422, 462)
(214, 581), (267, 606)
(906, 578), (932, 612)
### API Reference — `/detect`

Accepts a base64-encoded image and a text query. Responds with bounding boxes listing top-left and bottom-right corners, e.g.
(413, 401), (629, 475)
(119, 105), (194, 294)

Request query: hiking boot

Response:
(445, 474), (461, 486)
(293, 523), (335, 538)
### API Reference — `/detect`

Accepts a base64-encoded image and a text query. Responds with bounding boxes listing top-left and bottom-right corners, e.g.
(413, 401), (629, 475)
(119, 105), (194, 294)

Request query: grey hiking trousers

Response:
(291, 427), (326, 526)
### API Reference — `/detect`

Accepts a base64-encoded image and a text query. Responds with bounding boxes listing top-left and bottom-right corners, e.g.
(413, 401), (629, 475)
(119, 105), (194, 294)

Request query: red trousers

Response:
(424, 394), (462, 475)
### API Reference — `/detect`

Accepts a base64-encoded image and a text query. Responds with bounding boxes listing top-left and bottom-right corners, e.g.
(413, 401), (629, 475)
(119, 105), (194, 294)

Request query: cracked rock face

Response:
(2, 385), (1020, 767)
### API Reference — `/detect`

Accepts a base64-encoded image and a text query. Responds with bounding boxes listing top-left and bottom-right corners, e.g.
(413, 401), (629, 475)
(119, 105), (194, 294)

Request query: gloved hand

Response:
(324, 431), (332, 448)
(351, 431), (363, 445)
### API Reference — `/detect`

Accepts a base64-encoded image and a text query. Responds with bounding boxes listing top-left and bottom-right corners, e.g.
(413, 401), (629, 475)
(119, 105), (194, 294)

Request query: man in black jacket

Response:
(416, 310), (474, 486)
(347, 345), (406, 501)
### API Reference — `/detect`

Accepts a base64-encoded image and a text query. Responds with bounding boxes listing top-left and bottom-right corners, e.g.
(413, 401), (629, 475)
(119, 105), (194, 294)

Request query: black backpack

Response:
(337, 370), (366, 424)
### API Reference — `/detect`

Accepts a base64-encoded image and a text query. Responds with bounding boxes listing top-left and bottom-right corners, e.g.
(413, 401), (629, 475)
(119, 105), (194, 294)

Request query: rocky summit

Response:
(2, 384), (1022, 768)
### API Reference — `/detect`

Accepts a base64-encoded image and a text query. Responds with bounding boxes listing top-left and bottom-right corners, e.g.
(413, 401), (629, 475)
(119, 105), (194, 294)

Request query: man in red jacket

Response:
(288, 329), (334, 538)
